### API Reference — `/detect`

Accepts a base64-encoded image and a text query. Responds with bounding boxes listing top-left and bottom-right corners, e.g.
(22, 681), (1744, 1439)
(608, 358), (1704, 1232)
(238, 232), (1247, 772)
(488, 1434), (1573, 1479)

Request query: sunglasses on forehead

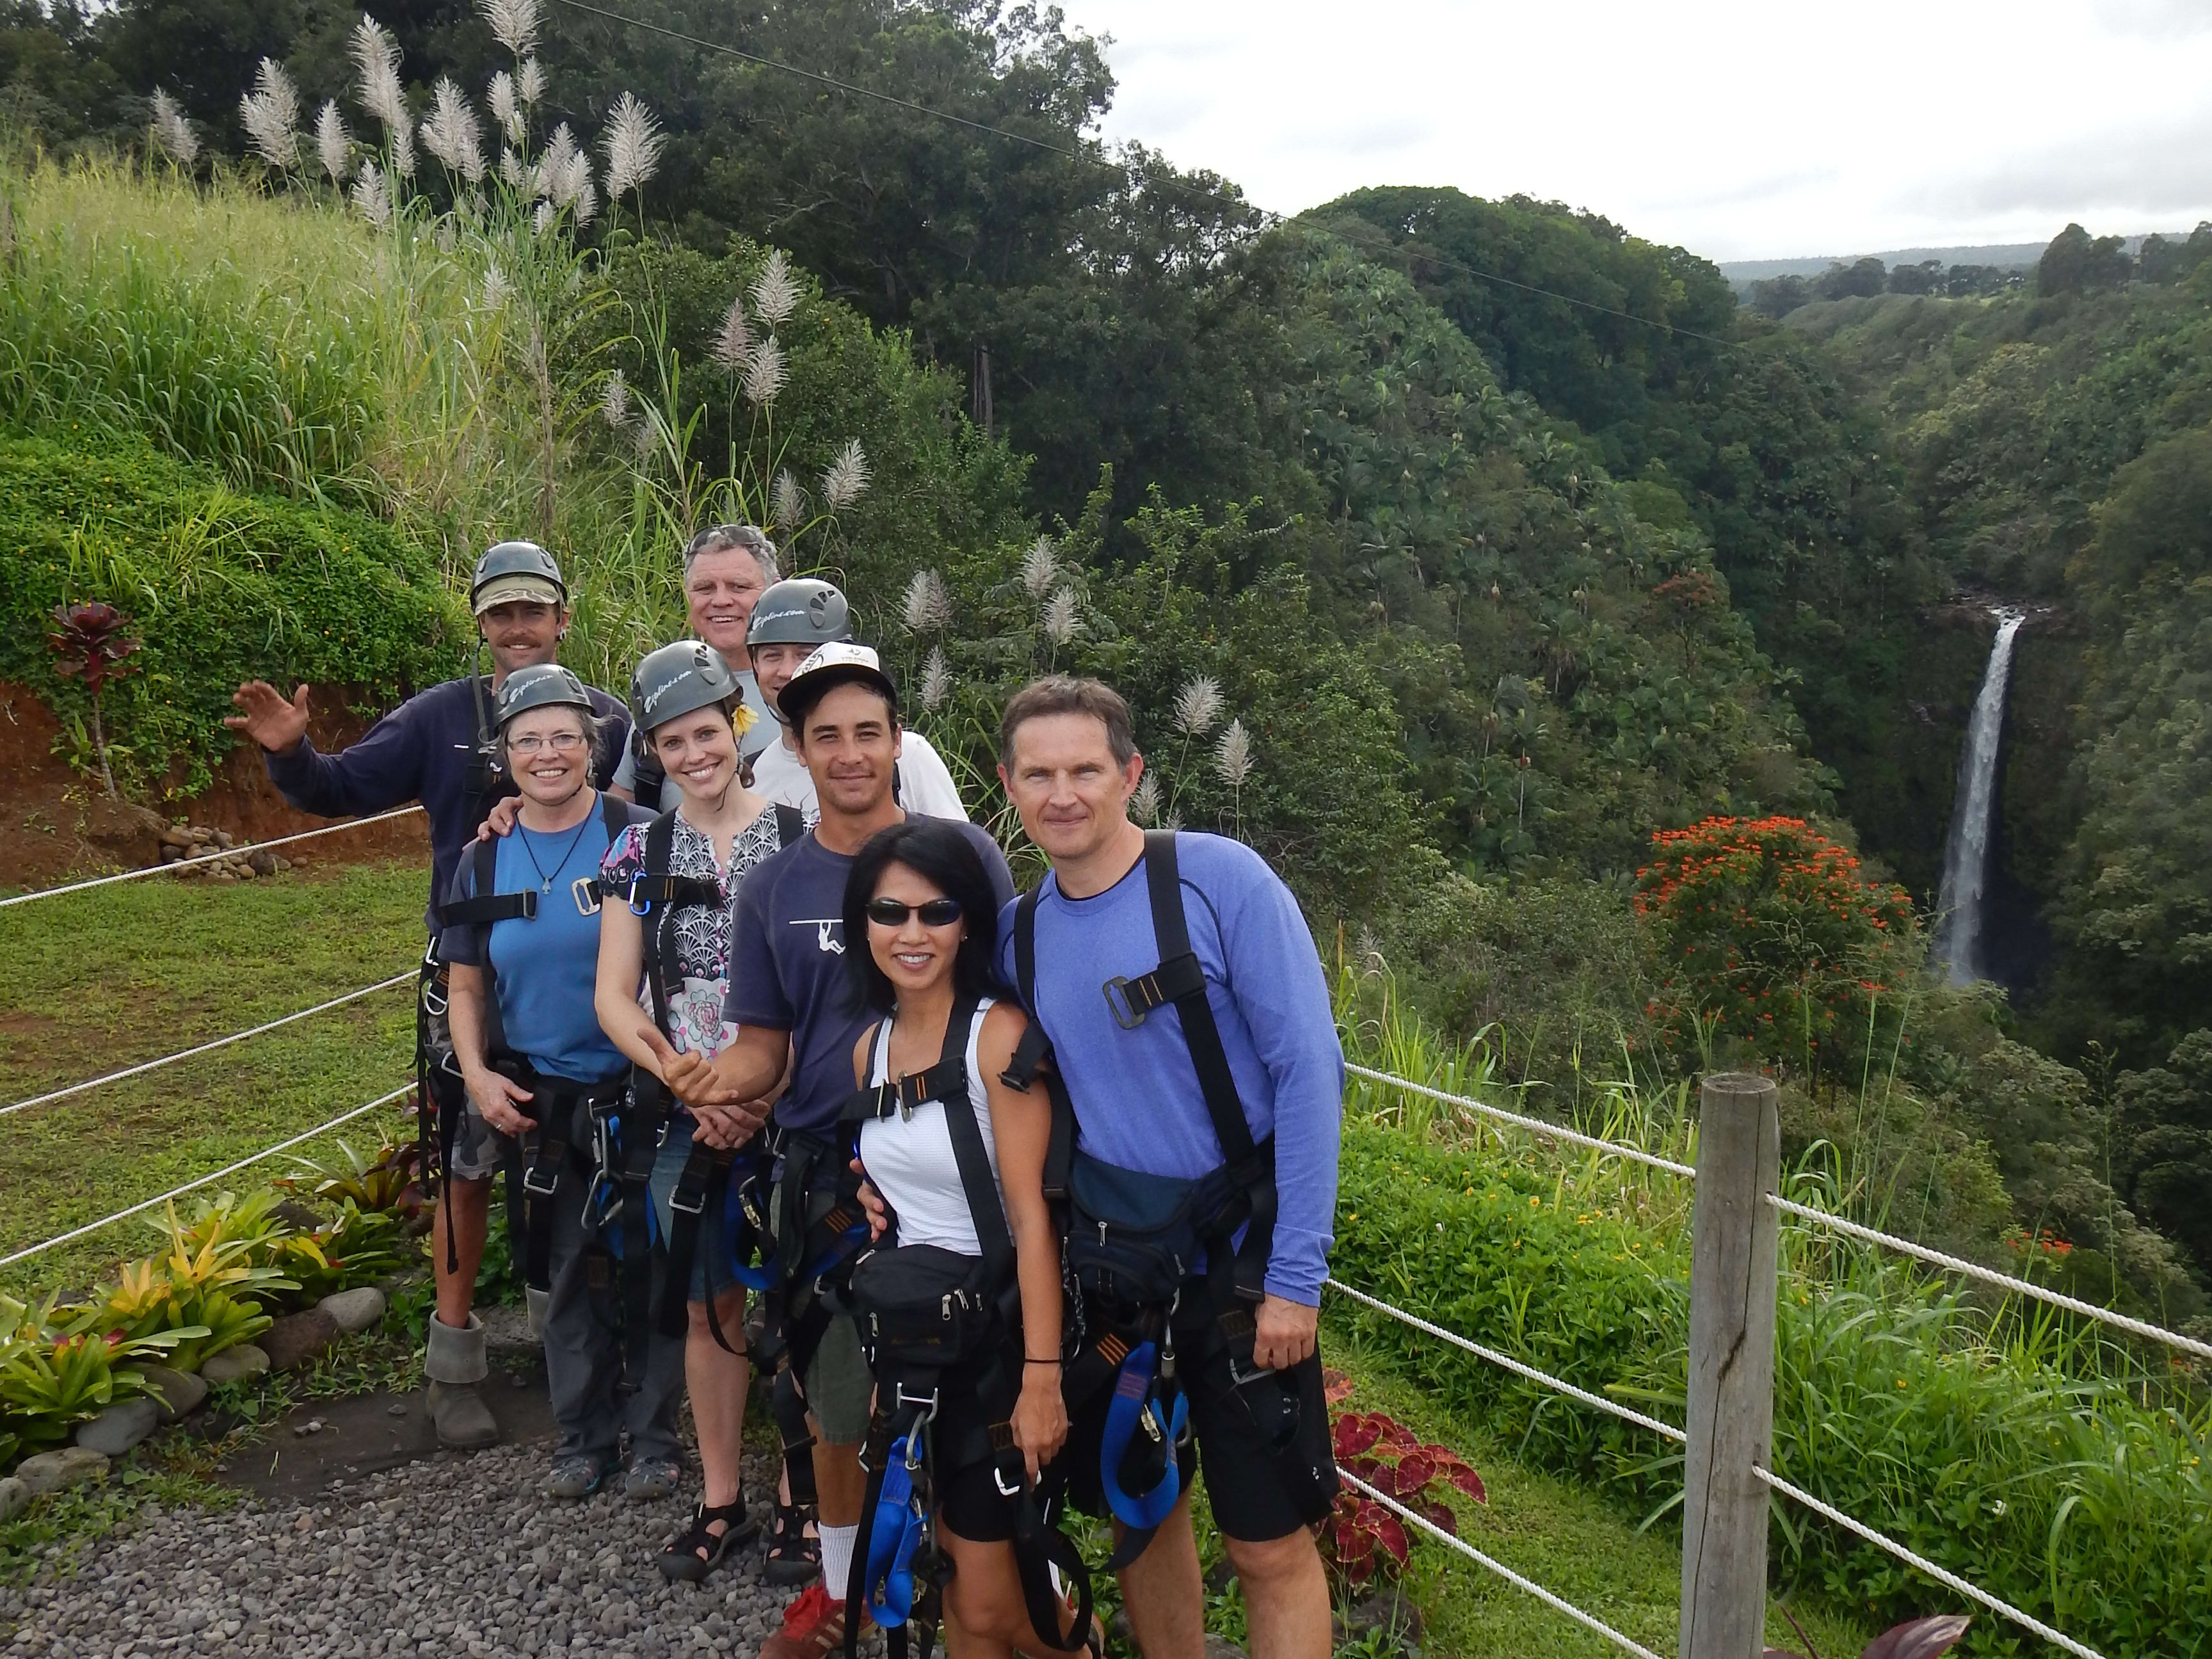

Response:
(865, 896), (965, 928)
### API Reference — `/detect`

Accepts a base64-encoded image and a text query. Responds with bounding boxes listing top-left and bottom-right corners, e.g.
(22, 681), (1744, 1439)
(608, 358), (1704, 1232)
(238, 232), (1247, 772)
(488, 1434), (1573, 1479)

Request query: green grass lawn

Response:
(0, 860), (427, 1297)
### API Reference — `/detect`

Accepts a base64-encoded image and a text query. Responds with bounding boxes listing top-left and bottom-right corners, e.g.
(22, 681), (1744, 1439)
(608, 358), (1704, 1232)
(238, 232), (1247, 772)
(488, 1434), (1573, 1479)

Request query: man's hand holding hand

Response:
(1252, 1294), (1318, 1371)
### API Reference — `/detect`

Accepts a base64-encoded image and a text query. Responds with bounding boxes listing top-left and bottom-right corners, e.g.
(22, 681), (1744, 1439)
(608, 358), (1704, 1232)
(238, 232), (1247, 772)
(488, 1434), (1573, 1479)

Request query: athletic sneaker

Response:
(758, 1581), (865, 1659)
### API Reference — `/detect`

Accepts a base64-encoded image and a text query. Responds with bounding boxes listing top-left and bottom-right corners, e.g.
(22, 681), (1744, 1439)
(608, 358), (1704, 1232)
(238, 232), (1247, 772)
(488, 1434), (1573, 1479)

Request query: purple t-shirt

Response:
(723, 819), (1016, 1135)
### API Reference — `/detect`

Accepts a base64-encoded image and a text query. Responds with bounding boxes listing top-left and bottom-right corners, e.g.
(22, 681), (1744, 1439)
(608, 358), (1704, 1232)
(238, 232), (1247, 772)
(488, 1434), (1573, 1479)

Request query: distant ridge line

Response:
(1720, 230), (2201, 285)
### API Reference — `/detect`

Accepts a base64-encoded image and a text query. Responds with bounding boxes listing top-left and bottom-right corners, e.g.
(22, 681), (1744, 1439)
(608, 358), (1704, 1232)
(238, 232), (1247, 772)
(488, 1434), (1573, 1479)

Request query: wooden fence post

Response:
(1680, 1071), (1781, 1659)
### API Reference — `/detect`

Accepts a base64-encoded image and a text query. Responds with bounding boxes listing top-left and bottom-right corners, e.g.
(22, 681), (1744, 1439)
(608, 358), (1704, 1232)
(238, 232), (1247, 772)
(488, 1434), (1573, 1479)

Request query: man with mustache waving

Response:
(664, 644), (1015, 1659)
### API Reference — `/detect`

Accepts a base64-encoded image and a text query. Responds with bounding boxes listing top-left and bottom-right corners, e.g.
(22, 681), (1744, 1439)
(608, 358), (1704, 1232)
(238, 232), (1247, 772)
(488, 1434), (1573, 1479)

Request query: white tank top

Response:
(856, 999), (1006, 1256)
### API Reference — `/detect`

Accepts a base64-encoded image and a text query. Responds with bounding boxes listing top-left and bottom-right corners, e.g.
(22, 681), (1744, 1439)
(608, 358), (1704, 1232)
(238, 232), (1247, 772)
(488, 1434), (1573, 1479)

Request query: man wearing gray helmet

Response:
(746, 578), (970, 820)
(225, 541), (629, 1452)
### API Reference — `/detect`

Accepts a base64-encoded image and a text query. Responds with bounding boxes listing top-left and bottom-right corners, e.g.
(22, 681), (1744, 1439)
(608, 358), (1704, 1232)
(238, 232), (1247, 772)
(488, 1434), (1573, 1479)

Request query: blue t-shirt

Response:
(724, 819), (1016, 1136)
(994, 832), (1344, 1306)
(439, 796), (652, 1084)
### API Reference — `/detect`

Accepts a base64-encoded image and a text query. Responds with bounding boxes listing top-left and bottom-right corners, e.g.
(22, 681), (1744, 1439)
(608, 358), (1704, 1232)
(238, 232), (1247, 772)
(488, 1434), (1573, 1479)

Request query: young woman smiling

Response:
(593, 642), (808, 1578)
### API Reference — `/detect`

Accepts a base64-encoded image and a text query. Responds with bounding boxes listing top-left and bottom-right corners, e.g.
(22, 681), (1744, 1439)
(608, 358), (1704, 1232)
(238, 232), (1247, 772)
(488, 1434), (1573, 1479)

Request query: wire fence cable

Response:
(1754, 1466), (2106, 1659)
(1, 973), (415, 1120)
(1326, 1276), (1686, 1443)
(0, 1082), (413, 1269)
(0, 806), (428, 910)
(1338, 1470), (1668, 1659)
(1347, 1064), (1697, 1179)
(1770, 1193), (2212, 1363)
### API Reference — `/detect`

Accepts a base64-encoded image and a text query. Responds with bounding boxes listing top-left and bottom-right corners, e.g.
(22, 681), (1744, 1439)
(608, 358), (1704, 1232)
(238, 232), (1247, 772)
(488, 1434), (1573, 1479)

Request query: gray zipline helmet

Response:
(493, 664), (595, 730)
(746, 577), (851, 647)
(471, 540), (568, 614)
(630, 640), (740, 735)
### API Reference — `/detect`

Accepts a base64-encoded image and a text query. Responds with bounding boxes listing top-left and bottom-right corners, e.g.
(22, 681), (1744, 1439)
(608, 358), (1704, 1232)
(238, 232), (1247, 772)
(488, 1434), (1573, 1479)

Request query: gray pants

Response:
(519, 1131), (687, 1470)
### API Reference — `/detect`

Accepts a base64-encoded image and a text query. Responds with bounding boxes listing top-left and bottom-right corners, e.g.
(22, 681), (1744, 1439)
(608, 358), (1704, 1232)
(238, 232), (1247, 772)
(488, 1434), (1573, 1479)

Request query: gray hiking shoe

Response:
(548, 1454), (615, 1500)
(625, 1455), (682, 1501)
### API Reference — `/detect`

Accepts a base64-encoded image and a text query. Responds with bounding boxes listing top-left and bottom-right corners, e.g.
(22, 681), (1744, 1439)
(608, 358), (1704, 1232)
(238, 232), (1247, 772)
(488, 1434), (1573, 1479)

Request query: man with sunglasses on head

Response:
(224, 541), (630, 1454)
(611, 524), (782, 808)
(661, 643), (1014, 1659)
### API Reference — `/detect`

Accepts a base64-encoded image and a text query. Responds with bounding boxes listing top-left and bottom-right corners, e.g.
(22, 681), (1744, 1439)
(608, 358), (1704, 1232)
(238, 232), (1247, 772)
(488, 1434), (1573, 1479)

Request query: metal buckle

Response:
(669, 1181), (709, 1217)
(572, 876), (602, 916)
(897, 1384), (942, 1414)
(522, 1162), (561, 1198)
(993, 1465), (1022, 1498)
(626, 874), (653, 917)
(1102, 975), (1151, 1030)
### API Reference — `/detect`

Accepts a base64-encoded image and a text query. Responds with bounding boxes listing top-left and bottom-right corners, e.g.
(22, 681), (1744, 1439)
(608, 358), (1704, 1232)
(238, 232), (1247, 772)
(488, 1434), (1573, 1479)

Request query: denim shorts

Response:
(648, 1114), (755, 1305)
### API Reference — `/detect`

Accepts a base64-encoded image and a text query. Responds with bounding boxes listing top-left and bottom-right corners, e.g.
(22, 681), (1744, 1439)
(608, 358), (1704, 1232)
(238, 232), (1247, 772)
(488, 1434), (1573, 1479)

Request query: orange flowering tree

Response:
(1633, 816), (1920, 1077)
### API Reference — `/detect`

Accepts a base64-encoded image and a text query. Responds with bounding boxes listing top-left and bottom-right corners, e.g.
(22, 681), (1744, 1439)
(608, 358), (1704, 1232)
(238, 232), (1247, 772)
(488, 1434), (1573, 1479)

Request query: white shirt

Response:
(750, 726), (970, 821)
(856, 1000), (1004, 1256)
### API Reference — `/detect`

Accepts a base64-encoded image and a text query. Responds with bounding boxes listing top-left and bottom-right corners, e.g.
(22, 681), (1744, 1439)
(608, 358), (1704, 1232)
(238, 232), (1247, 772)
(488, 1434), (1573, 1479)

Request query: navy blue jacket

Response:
(261, 675), (630, 932)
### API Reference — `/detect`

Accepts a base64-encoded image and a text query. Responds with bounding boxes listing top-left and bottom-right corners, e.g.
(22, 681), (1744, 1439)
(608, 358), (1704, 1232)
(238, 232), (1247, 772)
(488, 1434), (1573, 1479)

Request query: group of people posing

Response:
(225, 525), (1345, 1659)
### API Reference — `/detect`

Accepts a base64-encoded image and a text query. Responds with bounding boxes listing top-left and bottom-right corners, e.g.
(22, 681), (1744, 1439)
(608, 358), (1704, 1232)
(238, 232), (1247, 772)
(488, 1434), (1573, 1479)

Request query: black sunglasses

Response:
(865, 896), (965, 928)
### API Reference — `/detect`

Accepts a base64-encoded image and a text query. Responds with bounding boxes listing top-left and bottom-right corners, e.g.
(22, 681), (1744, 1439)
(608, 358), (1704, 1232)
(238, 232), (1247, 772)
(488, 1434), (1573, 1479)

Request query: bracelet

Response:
(1023, 1356), (1061, 1366)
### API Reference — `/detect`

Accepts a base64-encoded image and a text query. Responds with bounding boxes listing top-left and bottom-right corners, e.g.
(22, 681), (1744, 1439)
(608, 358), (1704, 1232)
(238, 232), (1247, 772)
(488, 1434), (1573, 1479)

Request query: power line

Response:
(545, 0), (1736, 348)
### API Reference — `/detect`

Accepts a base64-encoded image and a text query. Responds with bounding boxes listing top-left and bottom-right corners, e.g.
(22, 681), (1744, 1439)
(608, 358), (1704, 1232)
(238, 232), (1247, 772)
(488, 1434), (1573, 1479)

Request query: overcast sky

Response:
(1067, 0), (2212, 262)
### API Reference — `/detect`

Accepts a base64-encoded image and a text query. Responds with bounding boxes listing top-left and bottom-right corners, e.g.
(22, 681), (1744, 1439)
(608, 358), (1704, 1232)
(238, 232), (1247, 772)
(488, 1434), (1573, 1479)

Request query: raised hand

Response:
(223, 681), (312, 755)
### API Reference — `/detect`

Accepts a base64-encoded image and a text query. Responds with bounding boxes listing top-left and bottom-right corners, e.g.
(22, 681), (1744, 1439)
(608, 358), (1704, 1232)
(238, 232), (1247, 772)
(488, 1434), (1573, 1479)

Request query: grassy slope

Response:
(0, 860), (424, 1297)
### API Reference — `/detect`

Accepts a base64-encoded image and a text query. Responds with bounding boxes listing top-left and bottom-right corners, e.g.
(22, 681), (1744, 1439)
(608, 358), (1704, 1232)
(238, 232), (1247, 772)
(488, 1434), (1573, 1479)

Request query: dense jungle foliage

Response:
(3, 1), (2211, 1644)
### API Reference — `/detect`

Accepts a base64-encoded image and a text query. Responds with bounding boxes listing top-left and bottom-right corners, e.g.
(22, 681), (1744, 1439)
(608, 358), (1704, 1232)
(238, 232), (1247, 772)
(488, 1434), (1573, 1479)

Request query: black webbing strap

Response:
(610, 1086), (666, 1389)
(440, 835), (536, 928)
(773, 802), (805, 847)
(761, 1129), (868, 1505)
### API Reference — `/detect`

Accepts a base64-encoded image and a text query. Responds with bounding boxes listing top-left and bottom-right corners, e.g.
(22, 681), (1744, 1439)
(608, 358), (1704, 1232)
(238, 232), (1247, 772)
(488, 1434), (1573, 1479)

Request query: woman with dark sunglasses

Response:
(837, 818), (1083, 1659)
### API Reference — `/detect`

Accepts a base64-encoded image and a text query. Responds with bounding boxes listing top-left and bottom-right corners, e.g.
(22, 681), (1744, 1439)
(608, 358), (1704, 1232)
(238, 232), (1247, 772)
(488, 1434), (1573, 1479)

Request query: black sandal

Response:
(762, 1496), (821, 1585)
(659, 1497), (757, 1583)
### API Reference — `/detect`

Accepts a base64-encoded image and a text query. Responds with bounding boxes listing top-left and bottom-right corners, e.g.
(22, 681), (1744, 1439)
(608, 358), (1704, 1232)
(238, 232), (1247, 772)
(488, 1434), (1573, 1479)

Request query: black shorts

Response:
(1061, 1315), (1338, 1544)
(918, 1367), (1023, 1544)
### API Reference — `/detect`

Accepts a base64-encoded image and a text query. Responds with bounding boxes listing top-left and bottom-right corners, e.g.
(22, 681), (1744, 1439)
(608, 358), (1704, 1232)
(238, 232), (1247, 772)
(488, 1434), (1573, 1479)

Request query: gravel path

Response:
(1, 1446), (824, 1659)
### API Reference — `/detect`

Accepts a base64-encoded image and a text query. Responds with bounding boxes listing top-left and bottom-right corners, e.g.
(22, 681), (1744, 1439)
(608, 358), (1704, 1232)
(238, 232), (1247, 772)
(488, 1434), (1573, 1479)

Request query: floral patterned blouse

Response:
(597, 804), (806, 1059)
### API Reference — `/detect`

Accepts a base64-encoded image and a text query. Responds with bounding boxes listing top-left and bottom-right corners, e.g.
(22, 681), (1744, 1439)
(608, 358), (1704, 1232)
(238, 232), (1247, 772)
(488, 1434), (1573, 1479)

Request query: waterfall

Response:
(1934, 610), (2026, 986)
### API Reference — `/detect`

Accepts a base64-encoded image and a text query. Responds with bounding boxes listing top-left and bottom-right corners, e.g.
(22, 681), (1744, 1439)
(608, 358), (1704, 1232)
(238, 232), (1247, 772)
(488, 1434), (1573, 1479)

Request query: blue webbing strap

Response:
(1098, 1340), (1185, 1532)
(860, 1434), (928, 1629)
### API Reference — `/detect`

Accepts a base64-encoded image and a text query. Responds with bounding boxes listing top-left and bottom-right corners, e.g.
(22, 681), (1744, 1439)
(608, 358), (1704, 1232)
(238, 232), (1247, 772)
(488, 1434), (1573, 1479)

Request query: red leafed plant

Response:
(47, 601), (143, 799)
(1323, 1411), (1487, 1586)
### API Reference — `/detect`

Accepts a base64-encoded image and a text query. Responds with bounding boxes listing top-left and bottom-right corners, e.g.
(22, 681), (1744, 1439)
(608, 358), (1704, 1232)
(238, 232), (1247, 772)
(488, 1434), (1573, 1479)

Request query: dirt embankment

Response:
(0, 682), (432, 890)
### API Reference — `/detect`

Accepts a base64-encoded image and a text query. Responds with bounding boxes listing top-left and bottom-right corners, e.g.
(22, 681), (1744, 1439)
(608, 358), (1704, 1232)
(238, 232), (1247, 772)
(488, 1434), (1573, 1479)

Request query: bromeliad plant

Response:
(280, 1138), (429, 1229)
(1322, 1411), (1487, 1587)
(1768, 1613), (1971, 1659)
(45, 599), (141, 798)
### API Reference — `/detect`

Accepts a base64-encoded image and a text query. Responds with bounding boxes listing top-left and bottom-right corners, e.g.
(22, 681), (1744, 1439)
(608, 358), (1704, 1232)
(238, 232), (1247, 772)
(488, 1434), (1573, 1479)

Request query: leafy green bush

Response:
(0, 436), (463, 794)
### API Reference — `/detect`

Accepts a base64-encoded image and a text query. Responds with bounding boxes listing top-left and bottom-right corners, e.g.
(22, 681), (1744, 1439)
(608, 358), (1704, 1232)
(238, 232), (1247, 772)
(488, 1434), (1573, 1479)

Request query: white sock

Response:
(819, 1523), (858, 1598)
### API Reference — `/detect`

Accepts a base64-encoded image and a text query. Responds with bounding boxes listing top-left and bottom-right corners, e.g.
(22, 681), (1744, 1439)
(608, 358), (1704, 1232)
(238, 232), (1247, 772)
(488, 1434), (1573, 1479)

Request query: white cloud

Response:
(1068, 0), (2212, 259)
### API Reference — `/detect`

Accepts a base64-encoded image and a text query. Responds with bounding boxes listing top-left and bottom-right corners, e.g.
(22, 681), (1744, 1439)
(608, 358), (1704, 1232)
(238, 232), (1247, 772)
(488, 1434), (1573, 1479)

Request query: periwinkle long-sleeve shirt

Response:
(995, 832), (1345, 1306)
(261, 676), (630, 932)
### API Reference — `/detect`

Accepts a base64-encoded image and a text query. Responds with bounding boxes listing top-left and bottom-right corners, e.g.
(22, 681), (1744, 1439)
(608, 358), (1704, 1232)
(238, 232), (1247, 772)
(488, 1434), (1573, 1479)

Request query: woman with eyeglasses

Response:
(835, 818), (1087, 1659)
(438, 665), (666, 1503)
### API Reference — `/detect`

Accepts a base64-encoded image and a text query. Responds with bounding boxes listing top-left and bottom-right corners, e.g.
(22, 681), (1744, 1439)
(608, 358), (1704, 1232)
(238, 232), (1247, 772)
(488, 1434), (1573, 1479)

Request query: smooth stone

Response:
(15, 1445), (109, 1497)
(200, 1343), (271, 1384)
(261, 1307), (340, 1372)
(75, 1397), (161, 1457)
(137, 1364), (209, 1422)
(0, 1476), (26, 1521)
(317, 1286), (386, 1334)
(1203, 1638), (1249, 1659)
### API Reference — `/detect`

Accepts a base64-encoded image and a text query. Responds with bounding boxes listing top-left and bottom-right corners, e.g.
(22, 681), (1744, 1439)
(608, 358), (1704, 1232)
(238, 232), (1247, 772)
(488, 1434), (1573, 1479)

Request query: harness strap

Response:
(773, 802), (805, 847)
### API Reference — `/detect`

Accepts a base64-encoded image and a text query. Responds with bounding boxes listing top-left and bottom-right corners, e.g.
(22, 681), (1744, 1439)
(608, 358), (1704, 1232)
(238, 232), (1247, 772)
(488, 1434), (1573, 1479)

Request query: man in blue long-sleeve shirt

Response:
(223, 541), (629, 1452)
(995, 676), (1341, 1659)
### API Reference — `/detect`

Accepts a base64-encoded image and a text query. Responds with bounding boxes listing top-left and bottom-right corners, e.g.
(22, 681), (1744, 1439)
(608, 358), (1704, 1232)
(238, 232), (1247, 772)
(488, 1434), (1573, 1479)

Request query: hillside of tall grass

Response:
(1333, 960), (2210, 1657)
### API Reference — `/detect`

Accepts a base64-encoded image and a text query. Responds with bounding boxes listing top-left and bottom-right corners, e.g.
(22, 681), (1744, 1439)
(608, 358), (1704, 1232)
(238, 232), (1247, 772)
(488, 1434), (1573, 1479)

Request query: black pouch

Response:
(1064, 1151), (1238, 1310)
(849, 1243), (1002, 1368)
